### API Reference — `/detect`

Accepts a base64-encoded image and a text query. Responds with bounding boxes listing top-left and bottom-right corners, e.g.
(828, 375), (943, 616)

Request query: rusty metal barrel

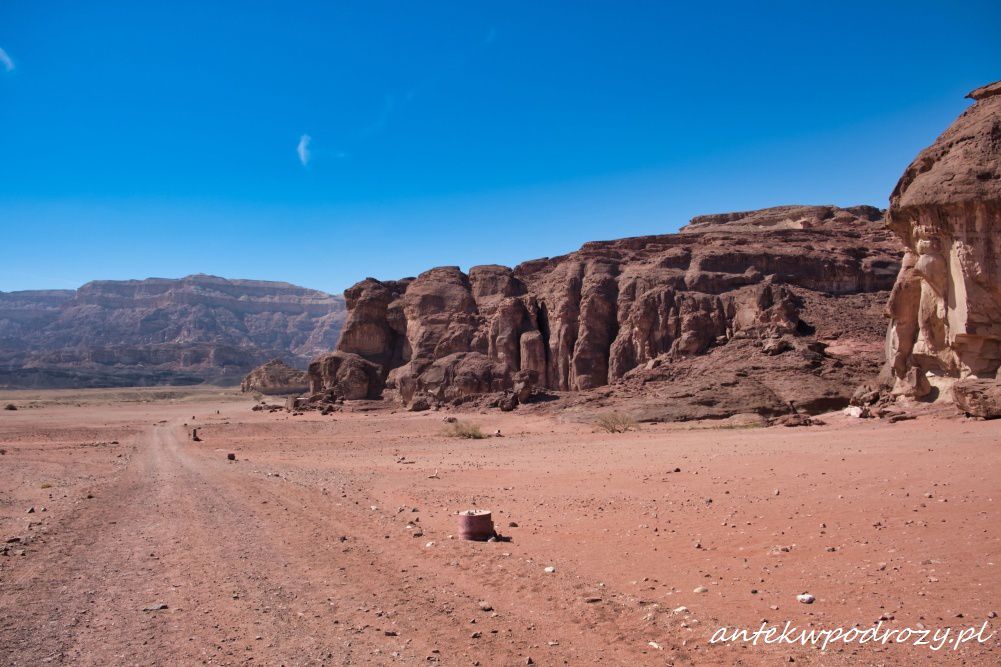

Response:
(457, 509), (495, 541)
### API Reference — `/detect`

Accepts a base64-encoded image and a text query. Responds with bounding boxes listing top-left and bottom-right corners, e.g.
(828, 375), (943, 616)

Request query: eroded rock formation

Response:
(882, 81), (1001, 399)
(241, 359), (310, 395)
(312, 205), (902, 417)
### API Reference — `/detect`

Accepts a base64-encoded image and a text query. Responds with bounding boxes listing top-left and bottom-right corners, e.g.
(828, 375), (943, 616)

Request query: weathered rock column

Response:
(883, 81), (1001, 400)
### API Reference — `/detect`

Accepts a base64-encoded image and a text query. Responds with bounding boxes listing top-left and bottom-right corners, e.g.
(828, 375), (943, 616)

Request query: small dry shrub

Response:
(3, 403), (16, 411)
(442, 420), (487, 439)
(594, 412), (638, 434)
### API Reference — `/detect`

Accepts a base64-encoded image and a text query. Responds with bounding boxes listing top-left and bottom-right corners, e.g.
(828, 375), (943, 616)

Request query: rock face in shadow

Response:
(314, 205), (902, 417)
(882, 81), (1001, 398)
(241, 359), (310, 395)
(0, 275), (346, 388)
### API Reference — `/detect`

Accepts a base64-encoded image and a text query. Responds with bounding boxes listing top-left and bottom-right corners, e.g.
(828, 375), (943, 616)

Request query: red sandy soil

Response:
(0, 389), (998, 665)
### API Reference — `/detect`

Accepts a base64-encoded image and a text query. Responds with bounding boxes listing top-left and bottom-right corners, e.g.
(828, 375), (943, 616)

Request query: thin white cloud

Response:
(297, 134), (311, 166)
(0, 47), (14, 72)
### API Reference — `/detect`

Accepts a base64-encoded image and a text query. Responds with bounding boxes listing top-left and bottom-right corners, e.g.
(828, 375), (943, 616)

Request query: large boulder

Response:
(307, 351), (383, 400)
(883, 81), (1001, 395)
(953, 378), (1001, 419)
(390, 352), (511, 407)
(241, 359), (309, 395)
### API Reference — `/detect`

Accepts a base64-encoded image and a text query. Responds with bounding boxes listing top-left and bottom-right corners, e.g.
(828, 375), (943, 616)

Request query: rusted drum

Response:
(457, 509), (495, 541)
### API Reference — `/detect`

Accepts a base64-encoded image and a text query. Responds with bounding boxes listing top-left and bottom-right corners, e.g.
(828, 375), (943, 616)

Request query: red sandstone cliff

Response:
(310, 205), (901, 419)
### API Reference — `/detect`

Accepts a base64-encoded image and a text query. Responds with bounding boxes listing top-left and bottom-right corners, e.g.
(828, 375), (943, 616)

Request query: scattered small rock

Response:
(226, 453), (236, 461)
(796, 594), (815, 604)
(543, 566), (556, 573)
(142, 603), (168, 612)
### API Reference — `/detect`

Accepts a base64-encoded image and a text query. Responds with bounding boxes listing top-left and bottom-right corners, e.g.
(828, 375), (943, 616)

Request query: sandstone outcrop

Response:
(313, 205), (902, 417)
(241, 359), (309, 395)
(307, 351), (383, 400)
(882, 81), (1001, 399)
(681, 205), (883, 234)
(0, 275), (346, 388)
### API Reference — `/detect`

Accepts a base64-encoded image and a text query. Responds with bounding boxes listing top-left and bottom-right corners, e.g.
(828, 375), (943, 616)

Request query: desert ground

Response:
(0, 388), (998, 666)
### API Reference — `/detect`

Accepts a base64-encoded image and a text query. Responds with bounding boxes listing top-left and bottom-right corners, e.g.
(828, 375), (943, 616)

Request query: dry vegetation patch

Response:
(594, 412), (638, 433)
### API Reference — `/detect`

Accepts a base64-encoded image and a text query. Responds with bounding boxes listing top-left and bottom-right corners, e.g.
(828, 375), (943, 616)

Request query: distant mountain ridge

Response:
(0, 274), (346, 389)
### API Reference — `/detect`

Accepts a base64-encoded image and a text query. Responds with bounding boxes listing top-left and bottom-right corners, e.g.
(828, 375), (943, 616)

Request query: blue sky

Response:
(1, 1), (999, 294)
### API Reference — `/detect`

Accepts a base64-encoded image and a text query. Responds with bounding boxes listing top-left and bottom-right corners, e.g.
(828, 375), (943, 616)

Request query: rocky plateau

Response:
(0, 274), (345, 388)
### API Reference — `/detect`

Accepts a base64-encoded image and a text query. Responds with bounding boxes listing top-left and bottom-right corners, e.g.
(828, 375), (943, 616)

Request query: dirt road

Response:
(0, 416), (691, 665)
(1, 397), (999, 665)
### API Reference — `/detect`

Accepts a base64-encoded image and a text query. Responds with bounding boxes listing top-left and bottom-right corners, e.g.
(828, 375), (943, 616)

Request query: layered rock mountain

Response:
(0, 275), (345, 388)
(882, 80), (1001, 409)
(311, 205), (903, 419)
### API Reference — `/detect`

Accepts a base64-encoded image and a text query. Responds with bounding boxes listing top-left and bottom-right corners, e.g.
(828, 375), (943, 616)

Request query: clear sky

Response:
(1, 1), (999, 294)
